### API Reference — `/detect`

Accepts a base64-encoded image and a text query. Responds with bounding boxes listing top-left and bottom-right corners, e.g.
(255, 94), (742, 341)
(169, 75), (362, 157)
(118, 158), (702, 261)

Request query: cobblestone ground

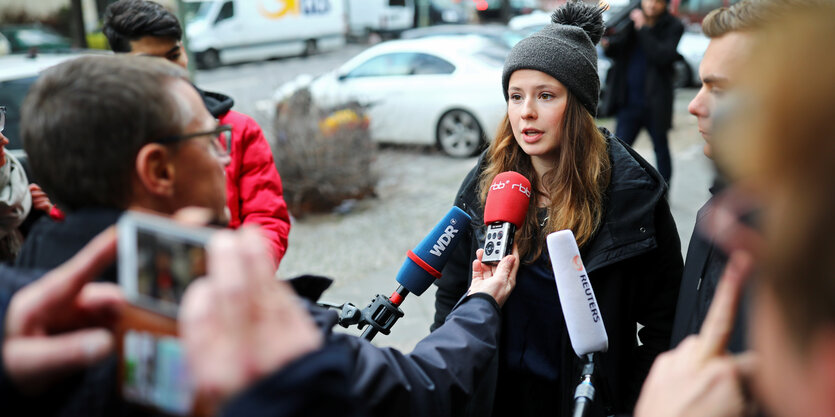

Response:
(277, 88), (712, 351)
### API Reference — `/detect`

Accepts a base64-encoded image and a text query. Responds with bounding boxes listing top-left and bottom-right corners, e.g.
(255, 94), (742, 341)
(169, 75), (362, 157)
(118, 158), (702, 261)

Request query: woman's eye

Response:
(510, 94), (522, 101)
(540, 93), (553, 100)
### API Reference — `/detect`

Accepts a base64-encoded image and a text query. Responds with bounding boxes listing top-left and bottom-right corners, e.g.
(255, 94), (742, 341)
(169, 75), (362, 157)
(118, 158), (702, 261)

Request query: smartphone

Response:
(116, 211), (215, 416)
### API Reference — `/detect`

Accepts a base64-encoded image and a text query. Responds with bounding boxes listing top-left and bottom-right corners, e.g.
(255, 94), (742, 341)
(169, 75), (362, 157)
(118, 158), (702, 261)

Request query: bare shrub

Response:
(272, 88), (378, 216)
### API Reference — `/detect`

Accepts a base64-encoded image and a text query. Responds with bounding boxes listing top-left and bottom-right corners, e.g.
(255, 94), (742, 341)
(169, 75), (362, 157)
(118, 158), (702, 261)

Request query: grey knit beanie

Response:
(502, 0), (605, 116)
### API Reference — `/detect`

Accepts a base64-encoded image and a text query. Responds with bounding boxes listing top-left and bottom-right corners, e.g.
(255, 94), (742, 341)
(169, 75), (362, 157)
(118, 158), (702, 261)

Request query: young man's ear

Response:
(135, 143), (176, 197)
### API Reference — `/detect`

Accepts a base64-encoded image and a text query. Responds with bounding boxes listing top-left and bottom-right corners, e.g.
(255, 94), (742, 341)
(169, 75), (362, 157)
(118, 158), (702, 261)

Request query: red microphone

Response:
(481, 171), (531, 264)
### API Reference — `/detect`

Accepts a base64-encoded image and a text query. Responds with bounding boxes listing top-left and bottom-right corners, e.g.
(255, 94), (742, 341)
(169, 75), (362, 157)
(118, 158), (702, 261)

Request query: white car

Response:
(275, 36), (508, 157)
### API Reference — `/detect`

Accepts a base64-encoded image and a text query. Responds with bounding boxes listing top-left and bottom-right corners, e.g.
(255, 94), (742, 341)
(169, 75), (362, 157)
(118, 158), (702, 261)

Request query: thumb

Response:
(495, 255), (517, 283)
(4, 328), (114, 395)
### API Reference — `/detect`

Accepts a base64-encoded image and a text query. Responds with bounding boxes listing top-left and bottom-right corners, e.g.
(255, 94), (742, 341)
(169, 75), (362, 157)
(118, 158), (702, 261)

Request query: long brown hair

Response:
(479, 92), (610, 261)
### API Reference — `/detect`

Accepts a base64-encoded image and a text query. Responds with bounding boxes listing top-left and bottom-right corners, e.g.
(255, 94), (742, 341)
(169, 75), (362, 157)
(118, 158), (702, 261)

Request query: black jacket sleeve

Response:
(0, 267), (52, 414)
(337, 293), (501, 417)
(635, 16), (684, 67)
(603, 23), (634, 58)
(221, 342), (366, 417)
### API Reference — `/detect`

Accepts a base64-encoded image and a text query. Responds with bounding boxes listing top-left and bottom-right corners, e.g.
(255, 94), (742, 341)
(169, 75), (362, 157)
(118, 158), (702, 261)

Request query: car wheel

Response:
(673, 60), (692, 89)
(303, 39), (317, 57)
(436, 109), (483, 158)
(199, 49), (221, 70)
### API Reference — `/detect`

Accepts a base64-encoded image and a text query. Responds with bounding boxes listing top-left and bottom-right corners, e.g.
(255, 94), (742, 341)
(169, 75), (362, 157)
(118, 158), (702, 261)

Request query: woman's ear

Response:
(135, 143), (176, 197)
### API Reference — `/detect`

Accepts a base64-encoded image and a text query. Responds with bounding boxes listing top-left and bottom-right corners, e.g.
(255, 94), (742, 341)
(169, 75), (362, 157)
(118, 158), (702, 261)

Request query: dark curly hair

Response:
(103, 0), (183, 53)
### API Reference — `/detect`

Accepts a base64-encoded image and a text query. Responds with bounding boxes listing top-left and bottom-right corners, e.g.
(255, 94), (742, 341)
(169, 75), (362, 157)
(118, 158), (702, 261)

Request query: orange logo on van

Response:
(572, 255), (584, 271)
(257, 0), (298, 19)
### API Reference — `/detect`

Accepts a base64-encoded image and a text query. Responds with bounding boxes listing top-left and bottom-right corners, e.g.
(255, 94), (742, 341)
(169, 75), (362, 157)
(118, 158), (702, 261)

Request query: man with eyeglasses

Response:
(15, 56), (230, 283)
(102, 0), (292, 266)
(7, 53), (231, 415)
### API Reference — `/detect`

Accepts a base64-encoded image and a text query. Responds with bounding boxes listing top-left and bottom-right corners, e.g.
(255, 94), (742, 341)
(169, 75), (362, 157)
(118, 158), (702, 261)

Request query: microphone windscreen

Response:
(484, 171), (531, 227)
(395, 206), (471, 295)
(546, 230), (609, 356)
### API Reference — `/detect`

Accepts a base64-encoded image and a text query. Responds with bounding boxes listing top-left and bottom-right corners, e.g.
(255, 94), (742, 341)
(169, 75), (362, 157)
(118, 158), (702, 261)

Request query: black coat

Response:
(433, 131), (683, 416)
(670, 193), (748, 352)
(603, 12), (684, 131)
(15, 208), (121, 283)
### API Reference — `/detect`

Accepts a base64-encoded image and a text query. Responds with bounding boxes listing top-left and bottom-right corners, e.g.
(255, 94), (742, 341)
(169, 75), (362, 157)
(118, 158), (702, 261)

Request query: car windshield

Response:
(186, 1), (214, 23)
(13, 28), (66, 46)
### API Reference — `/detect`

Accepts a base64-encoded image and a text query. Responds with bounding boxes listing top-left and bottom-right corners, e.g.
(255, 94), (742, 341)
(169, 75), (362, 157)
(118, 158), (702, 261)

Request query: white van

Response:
(345, 0), (414, 38)
(185, 0), (347, 69)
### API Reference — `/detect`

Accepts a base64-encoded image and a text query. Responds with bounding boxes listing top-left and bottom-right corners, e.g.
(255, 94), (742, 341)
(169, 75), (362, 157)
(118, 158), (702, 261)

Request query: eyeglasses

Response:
(153, 124), (233, 158)
(0, 106), (6, 133)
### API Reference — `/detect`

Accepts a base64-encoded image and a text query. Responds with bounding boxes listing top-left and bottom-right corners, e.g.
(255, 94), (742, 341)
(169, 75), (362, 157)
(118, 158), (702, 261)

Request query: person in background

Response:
(103, 0), (291, 266)
(602, 0), (683, 185)
(433, 2), (683, 416)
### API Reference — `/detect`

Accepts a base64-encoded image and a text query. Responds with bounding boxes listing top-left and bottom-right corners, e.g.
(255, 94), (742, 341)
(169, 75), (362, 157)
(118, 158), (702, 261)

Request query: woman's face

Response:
(507, 70), (568, 164)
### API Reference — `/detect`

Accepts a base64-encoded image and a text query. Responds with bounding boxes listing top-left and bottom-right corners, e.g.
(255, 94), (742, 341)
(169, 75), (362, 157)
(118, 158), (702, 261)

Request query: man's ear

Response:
(135, 143), (176, 197)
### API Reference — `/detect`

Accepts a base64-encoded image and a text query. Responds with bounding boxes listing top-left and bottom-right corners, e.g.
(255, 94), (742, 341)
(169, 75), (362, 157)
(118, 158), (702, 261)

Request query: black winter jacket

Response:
(671, 191), (748, 353)
(603, 12), (684, 131)
(433, 132), (683, 416)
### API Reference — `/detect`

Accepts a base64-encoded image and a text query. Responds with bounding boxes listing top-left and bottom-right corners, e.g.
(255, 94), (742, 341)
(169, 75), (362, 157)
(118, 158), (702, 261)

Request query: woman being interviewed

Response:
(432, 1), (683, 416)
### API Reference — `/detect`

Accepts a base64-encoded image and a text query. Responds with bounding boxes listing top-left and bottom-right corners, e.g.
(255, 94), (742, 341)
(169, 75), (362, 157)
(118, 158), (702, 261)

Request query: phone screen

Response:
(118, 211), (213, 317)
(135, 228), (207, 309)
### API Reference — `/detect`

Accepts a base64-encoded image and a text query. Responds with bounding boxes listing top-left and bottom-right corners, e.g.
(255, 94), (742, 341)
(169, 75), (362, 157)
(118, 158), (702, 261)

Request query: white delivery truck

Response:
(345, 0), (414, 38)
(185, 0), (346, 69)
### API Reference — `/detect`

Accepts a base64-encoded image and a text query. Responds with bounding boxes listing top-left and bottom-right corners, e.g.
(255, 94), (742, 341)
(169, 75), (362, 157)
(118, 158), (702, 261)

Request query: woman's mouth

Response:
(521, 128), (543, 143)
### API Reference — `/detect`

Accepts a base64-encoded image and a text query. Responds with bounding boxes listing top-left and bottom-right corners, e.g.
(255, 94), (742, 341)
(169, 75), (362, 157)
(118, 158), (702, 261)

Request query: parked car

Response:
(0, 24), (72, 54)
(274, 36), (507, 157)
(400, 24), (525, 50)
(0, 51), (110, 172)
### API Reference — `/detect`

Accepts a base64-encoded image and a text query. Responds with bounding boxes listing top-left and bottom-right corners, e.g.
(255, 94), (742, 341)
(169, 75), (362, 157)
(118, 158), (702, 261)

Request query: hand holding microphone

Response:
(468, 247), (519, 307)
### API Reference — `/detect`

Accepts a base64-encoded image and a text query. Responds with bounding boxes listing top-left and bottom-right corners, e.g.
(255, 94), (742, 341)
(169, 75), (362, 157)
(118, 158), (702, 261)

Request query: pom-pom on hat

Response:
(502, 0), (606, 116)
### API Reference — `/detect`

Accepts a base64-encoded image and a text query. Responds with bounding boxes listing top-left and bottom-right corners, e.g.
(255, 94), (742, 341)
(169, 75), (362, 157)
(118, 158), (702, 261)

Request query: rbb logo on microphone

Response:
(490, 178), (532, 197)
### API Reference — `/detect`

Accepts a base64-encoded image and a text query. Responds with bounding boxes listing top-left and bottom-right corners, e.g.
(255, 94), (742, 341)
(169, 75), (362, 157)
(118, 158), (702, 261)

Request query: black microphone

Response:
(546, 230), (609, 417)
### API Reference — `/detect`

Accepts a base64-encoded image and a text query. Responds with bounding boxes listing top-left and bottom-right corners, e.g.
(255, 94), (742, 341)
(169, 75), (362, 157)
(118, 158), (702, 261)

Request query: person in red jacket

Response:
(102, 0), (291, 265)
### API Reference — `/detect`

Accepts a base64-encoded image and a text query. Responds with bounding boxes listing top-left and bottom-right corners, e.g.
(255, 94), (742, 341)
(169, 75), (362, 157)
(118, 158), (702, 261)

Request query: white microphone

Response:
(547, 230), (609, 417)
(546, 229), (608, 356)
